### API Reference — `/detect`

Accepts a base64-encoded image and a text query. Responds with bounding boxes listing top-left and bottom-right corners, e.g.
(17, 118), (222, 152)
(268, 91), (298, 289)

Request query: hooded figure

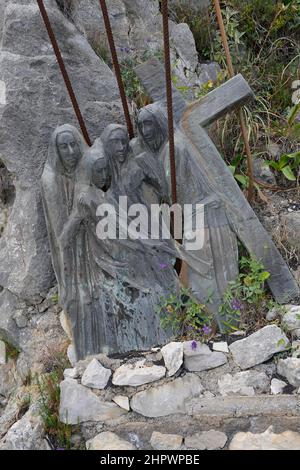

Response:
(136, 103), (239, 330)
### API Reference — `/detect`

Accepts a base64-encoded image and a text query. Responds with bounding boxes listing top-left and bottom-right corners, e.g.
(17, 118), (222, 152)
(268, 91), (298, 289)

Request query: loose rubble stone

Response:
(183, 341), (227, 372)
(63, 368), (79, 380)
(81, 358), (111, 389)
(185, 430), (227, 450)
(229, 426), (300, 450)
(59, 379), (126, 424)
(112, 395), (130, 411)
(131, 374), (203, 418)
(161, 342), (183, 377)
(212, 342), (229, 353)
(150, 431), (183, 450)
(0, 340), (5, 364)
(112, 360), (166, 386)
(277, 357), (300, 387)
(86, 432), (135, 451)
(218, 371), (270, 396)
(271, 378), (287, 395)
(281, 305), (300, 338)
(229, 325), (289, 370)
(281, 212), (300, 249)
(0, 404), (50, 450)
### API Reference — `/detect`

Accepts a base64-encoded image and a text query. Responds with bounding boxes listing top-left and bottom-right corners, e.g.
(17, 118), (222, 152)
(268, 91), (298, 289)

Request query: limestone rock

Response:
(150, 431), (183, 450)
(183, 341), (227, 372)
(59, 378), (126, 424)
(212, 341), (229, 353)
(0, 404), (50, 450)
(229, 325), (289, 370)
(277, 357), (300, 387)
(281, 305), (300, 338)
(112, 360), (166, 387)
(81, 358), (111, 389)
(131, 374), (204, 418)
(63, 368), (79, 380)
(67, 344), (77, 367)
(185, 430), (227, 450)
(112, 395), (130, 411)
(170, 22), (198, 72)
(218, 371), (270, 396)
(86, 431), (135, 451)
(271, 378), (287, 395)
(253, 158), (276, 186)
(229, 426), (300, 450)
(59, 311), (73, 341)
(281, 211), (300, 249)
(0, 339), (5, 364)
(161, 342), (183, 377)
(0, 360), (20, 398)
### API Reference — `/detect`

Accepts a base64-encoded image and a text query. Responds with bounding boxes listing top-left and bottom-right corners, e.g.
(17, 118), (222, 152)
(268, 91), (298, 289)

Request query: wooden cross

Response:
(135, 59), (299, 304)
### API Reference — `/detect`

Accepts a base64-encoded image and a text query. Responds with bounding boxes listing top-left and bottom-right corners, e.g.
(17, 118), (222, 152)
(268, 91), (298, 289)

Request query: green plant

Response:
(265, 150), (300, 181)
(156, 287), (214, 341)
(4, 340), (20, 361)
(37, 370), (73, 450)
(219, 255), (271, 332)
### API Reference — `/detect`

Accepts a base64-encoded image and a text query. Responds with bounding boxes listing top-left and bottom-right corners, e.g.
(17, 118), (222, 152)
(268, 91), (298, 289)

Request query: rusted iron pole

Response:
(99, 0), (134, 139)
(213, 0), (254, 201)
(37, 0), (92, 146)
(161, 0), (177, 206)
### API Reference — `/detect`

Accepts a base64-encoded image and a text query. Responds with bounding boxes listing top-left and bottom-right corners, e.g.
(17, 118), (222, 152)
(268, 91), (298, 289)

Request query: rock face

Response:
(112, 361), (166, 387)
(277, 358), (300, 387)
(0, 405), (49, 450)
(161, 342), (183, 377)
(229, 426), (300, 450)
(218, 371), (270, 396)
(0, 0), (121, 306)
(59, 378), (126, 424)
(81, 358), (111, 389)
(183, 341), (227, 372)
(86, 432), (135, 451)
(0, 340), (5, 364)
(131, 374), (203, 418)
(185, 430), (227, 450)
(229, 325), (289, 370)
(150, 431), (183, 450)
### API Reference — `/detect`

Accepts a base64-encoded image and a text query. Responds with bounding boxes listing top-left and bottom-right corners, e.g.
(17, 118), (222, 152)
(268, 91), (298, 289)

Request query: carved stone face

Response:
(92, 159), (108, 189)
(138, 112), (164, 153)
(105, 129), (129, 164)
(56, 131), (81, 172)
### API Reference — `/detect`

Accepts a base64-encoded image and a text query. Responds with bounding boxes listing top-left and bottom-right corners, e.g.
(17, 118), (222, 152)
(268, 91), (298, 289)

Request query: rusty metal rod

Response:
(37, 0), (92, 146)
(99, 0), (134, 139)
(213, 0), (255, 201)
(161, 0), (177, 206)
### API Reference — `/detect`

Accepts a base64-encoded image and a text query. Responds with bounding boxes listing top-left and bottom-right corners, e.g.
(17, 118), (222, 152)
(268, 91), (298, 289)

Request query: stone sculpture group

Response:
(41, 60), (299, 361)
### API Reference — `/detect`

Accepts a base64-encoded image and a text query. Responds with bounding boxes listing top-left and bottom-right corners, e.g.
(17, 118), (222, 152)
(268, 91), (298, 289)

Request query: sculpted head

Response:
(137, 105), (167, 153)
(92, 158), (109, 190)
(56, 130), (81, 173)
(102, 125), (130, 165)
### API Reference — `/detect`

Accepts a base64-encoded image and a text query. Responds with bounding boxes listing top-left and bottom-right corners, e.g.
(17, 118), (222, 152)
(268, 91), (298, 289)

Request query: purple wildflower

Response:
(159, 262), (168, 270)
(202, 325), (212, 335)
(231, 298), (243, 311)
(191, 340), (197, 350)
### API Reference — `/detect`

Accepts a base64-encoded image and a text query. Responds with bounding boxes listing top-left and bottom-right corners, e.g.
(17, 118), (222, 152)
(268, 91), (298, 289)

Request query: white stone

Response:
(59, 379), (126, 424)
(277, 357), (300, 387)
(183, 341), (227, 372)
(63, 368), (79, 380)
(67, 344), (77, 367)
(0, 340), (6, 365)
(229, 325), (289, 370)
(86, 432), (135, 451)
(0, 81), (6, 106)
(213, 342), (229, 353)
(131, 374), (204, 418)
(271, 378), (287, 395)
(229, 426), (300, 450)
(112, 361), (166, 387)
(218, 371), (269, 396)
(81, 358), (111, 389)
(281, 305), (300, 337)
(161, 342), (183, 377)
(150, 431), (183, 450)
(185, 430), (227, 450)
(59, 311), (73, 340)
(112, 395), (130, 411)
